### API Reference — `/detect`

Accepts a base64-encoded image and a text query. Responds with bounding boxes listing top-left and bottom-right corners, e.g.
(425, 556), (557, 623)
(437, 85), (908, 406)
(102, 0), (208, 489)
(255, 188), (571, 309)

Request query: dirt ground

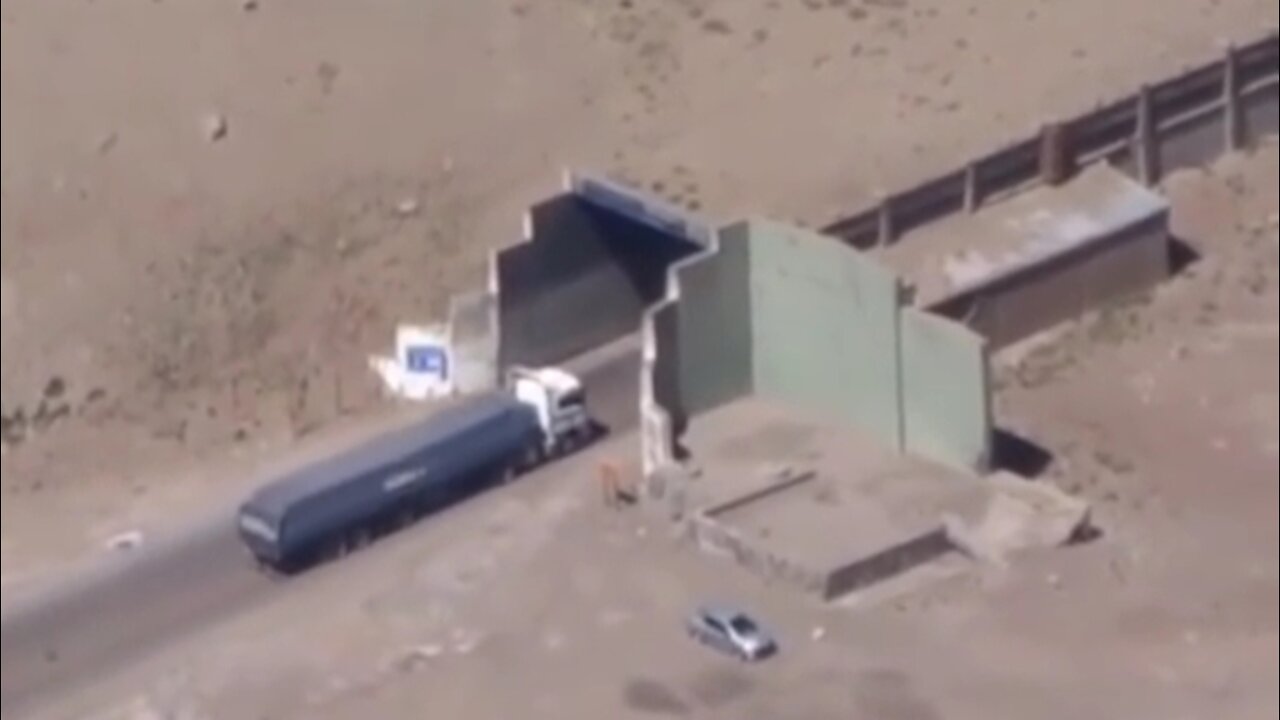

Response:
(22, 144), (1278, 720)
(2, 0), (1276, 597)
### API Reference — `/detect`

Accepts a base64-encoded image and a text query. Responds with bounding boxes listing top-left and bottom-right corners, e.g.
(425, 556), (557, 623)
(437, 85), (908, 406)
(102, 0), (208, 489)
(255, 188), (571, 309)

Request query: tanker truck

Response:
(236, 365), (599, 574)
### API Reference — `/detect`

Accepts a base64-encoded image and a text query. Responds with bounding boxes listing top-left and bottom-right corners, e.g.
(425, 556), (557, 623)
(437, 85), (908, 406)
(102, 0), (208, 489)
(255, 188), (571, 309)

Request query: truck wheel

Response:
(331, 539), (349, 560)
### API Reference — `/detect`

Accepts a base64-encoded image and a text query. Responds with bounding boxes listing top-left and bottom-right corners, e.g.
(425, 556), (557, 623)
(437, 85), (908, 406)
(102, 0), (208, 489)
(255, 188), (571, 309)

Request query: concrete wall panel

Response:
(675, 225), (753, 417)
(900, 310), (992, 473)
(1242, 83), (1279, 143)
(930, 213), (1169, 349)
(747, 221), (903, 448)
(1156, 105), (1229, 179)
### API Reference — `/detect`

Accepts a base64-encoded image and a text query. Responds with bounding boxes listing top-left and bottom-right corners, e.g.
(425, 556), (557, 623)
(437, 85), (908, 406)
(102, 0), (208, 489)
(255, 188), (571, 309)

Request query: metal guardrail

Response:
(822, 33), (1279, 249)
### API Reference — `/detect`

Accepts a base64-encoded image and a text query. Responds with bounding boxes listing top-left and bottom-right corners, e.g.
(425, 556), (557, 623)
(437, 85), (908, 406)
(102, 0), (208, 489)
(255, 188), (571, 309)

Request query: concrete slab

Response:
(679, 398), (988, 599)
(878, 164), (1169, 306)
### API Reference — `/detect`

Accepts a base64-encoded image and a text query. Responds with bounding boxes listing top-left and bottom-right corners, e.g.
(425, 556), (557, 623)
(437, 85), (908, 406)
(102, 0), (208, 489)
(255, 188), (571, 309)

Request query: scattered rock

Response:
(394, 198), (421, 217)
(202, 113), (229, 143)
(241, 0), (259, 11)
(43, 377), (67, 399)
(316, 61), (340, 94)
(106, 530), (145, 553)
(394, 643), (443, 672)
(97, 131), (119, 155)
(451, 628), (481, 655)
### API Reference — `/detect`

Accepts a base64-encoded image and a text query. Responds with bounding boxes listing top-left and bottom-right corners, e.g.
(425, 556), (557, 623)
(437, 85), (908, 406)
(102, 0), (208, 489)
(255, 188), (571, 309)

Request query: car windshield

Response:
(728, 615), (757, 636)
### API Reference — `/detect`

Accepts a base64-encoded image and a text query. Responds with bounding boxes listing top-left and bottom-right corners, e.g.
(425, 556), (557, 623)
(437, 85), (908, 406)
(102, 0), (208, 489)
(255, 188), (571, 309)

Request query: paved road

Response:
(0, 341), (641, 718)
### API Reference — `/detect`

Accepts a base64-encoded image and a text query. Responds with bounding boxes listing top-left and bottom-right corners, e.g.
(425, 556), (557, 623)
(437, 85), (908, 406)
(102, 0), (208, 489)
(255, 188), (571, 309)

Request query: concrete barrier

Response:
(1243, 81), (1279, 141)
(746, 220), (904, 449)
(900, 309), (992, 472)
(638, 224), (745, 479)
(925, 166), (1171, 350)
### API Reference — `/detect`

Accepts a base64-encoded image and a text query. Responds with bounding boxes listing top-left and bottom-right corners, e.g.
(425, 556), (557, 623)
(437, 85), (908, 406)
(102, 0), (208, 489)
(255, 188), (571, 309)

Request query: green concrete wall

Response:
(900, 308), (992, 472)
(746, 220), (904, 449)
(674, 224), (753, 416)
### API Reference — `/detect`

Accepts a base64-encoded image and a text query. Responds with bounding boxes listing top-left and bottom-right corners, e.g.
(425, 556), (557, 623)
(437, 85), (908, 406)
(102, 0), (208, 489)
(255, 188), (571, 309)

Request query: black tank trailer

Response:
(236, 393), (543, 573)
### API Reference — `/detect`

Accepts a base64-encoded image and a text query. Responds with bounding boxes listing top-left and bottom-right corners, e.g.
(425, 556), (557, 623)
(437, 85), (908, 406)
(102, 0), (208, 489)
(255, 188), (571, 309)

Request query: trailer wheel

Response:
(523, 443), (544, 469)
(331, 538), (350, 560)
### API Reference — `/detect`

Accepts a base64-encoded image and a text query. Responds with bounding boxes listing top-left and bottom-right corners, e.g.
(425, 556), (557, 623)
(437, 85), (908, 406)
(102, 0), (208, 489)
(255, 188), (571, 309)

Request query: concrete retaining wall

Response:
(900, 310), (992, 472)
(747, 220), (904, 449)
(640, 217), (994, 479)
(822, 34), (1278, 249)
(691, 503), (957, 602)
(1243, 81), (1279, 140)
(823, 529), (953, 600)
(927, 209), (1170, 350)
(676, 225), (754, 418)
(689, 513), (828, 598)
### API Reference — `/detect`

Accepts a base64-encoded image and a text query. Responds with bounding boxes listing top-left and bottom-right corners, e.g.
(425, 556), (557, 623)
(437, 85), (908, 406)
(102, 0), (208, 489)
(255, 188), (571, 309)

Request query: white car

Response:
(685, 605), (777, 661)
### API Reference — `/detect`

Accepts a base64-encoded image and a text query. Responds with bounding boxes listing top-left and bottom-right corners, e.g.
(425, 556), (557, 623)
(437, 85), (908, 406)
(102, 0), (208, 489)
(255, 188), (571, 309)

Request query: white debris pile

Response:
(944, 472), (1092, 566)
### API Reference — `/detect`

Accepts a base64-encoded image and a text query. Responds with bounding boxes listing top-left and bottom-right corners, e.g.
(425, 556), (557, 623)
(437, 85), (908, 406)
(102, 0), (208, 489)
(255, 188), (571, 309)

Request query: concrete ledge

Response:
(702, 468), (817, 519)
(882, 165), (1171, 350)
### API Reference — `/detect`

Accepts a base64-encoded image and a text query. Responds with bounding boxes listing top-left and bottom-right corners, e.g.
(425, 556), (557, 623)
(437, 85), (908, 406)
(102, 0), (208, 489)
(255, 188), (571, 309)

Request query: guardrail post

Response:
(1223, 43), (1244, 152)
(877, 199), (895, 247)
(1135, 85), (1159, 185)
(1039, 122), (1075, 186)
(963, 163), (980, 212)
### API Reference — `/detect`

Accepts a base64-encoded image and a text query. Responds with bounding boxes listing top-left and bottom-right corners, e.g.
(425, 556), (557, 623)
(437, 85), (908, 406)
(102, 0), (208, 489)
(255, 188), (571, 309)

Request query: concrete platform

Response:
(874, 165), (1170, 349)
(878, 164), (1168, 306)
(679, 399), (988, 600)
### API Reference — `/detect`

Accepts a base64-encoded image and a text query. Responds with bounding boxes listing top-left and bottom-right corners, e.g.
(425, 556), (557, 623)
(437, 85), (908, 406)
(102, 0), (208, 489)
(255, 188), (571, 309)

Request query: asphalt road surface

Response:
(0, 340), (641, 718)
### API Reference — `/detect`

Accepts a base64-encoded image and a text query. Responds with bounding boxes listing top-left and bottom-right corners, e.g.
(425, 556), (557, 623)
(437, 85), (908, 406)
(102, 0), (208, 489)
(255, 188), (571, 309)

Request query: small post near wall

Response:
(1135, 85), (1159, 186)
(1039, 121), (1076, 187)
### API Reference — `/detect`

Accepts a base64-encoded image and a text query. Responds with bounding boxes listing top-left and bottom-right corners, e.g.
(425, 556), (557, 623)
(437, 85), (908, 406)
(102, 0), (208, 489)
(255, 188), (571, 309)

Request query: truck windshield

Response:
(558, 389), (586, 409)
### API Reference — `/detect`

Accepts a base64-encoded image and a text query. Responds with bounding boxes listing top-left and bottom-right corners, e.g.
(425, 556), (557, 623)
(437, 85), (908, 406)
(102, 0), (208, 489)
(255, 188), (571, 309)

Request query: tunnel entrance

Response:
(496, 173), (711, 370)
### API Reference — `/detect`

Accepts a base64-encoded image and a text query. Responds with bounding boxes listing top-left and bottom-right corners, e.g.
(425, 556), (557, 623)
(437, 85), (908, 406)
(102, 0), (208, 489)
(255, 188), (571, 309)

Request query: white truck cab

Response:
(506, 366), (597, 457)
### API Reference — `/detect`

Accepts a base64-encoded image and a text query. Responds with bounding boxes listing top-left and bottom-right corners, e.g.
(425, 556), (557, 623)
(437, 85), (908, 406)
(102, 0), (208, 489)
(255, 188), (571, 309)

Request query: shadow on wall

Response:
(642, 218), (994, 479)
(495, 174), (707, 371)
